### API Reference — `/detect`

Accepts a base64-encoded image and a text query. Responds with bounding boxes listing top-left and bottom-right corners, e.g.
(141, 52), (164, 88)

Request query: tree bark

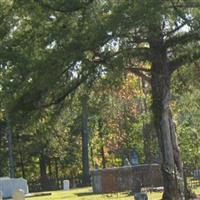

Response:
(150, 34), (184, 200)
(0, 122), (4, 177)
(48, 158), (52, 177)
(100, 146), (106, 169)
(81, 94), (90, 186)
(6, 111), (15, 178)
(55, 158), (59, 188)
(39, 154), (48, 190)
(19, 150), (26, 178)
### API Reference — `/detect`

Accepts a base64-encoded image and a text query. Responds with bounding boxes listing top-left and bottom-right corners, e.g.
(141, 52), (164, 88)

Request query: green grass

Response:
(27, 187), (162, 200)
(27, 187), (200, 200)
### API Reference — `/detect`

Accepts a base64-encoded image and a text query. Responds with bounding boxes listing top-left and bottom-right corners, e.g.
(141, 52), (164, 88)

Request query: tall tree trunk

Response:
(55, 158), (59, 188)
(98, 119), (106, 169)
(150, 33), (184, 200)
(6, 111), (15, 178)
(81, 94), (90, 186)
(19, 150), (25, 178)
(39, 154), (48, 190)
(100, 146), (106, 169)
(48, 158), (52, 177)
(90, 145), (95, 168)
(0, 123), (3, 176)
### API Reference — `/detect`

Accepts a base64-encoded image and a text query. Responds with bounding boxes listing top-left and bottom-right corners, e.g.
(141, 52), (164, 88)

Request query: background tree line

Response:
(0, 0), (200, 199)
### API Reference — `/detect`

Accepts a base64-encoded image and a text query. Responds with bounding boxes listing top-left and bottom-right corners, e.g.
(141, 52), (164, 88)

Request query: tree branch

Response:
(126, 66), (151, 82)
(129, 67), (151, 73)
(165, 21), (188, 37)
(168, 51), (200, 73)
(125, 47), (151, 61)
(39, 74), (89, 108)
(38, 61), (98, 108)
(165, 31), (200, 48)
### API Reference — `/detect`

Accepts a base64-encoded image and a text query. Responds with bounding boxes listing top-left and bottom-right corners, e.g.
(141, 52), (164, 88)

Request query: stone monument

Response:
(0, 177), (28, 198)
(130, 149), (139, 165)
(13, 189), (25, 200)
(63, 180), (70, 190)
(134, 192), (148, 200)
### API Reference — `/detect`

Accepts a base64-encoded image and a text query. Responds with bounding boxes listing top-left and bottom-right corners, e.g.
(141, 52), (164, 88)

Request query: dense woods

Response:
(0, 1), (200, 199)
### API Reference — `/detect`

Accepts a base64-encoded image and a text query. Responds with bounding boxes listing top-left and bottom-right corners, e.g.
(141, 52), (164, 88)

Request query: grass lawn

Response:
(27, 187), (162, 200)
(27, 187), (200, 200)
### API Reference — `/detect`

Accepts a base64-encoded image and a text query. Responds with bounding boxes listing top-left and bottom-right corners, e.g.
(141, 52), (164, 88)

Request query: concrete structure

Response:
(63, 180), (70, 190)
(91, 164), (163, 193)
(0, 177), (28, 198)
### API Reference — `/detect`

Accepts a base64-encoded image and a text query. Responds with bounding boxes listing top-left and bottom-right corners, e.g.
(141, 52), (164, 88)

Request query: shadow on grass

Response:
(76, 192), (101, 197)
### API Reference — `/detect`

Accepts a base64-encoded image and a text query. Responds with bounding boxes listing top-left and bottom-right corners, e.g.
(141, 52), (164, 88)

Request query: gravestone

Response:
(0, 191), (3, 200)
(193, 169), (200, 179)
(134, 192), (148, 200)
(63, 180), (70, 190)
(0, 177), (28, 198)
(130, 149), (139, 165)
(13, 189), (25, 200)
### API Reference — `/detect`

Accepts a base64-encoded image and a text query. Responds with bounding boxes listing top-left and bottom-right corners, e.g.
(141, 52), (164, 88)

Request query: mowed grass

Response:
(27, 187), (200, 200)
(28, 187), (161, 200)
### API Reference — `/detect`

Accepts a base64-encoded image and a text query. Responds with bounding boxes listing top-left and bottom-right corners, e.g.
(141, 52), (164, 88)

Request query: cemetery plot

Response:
(91, 164), (163, 194)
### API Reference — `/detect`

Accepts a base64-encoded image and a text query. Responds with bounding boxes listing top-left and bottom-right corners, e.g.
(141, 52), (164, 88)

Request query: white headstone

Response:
(194, 169), (200, 179)
(63, 180), (70, 190)
(13, 189), (25, 200)
(0, 177), (28, 198)
(0, 191), (3, 200)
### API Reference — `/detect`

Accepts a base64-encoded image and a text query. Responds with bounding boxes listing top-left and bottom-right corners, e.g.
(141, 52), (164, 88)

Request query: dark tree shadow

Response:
(76, 192), (101, 197)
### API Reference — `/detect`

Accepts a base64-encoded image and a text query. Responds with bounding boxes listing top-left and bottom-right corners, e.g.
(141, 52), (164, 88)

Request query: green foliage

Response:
(171, 63), (200, 166)
(0, 1), (200, 192)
